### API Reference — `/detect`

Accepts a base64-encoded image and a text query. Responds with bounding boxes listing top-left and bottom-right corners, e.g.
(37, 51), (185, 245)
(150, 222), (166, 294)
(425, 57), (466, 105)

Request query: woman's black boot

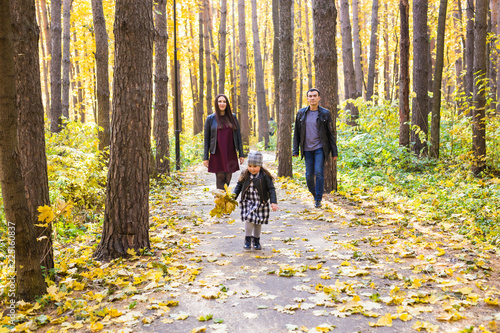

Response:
(244, 236), (252, 250)
(253, 237), (262, 250)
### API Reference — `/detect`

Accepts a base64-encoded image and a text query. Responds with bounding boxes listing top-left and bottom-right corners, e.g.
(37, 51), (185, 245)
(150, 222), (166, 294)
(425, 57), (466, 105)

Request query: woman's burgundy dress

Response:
(208, 125), (240, 173)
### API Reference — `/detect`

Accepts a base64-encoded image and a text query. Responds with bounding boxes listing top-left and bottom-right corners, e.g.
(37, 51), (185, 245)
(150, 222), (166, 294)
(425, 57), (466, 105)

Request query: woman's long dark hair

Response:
(214, 94), (238, 129)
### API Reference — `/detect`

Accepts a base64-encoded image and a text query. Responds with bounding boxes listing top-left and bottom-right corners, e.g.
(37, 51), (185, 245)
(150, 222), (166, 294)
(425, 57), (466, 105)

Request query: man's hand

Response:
(203, 160), (209, 168)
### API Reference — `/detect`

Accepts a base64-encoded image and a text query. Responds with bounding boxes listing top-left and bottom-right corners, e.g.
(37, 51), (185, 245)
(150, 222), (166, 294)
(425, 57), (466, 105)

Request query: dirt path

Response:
(137, 151), (500, 333)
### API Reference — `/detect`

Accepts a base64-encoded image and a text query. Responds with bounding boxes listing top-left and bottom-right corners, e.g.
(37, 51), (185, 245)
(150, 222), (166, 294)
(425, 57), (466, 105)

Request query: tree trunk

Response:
(305, 1), (313, 89)
(277, 0), (293, 178)
(154, 0), (170, 176)
(312, 0), (338, 192)
(453, 0), (465, 113)
(238, 0), (250, 148)
(203, 0), (213, 115)
(384, 3), (390, 100)
(171, 58), (183, 132)
(352, 0), (363, 98)
(188, 20), (200, 135)
(465, 0), (474, 115)
(399, 0), (410, 149)
(251, 0), (269, 146)
(1, 0), (46, 301)
(429, 0), (448, 159)
(36, 2), (51, 111)
(62, 0), (72, 119)
(472, 0), (487, 175)
(366, 0), (379, 101)
(50, 0), (62, 132)
(195, 9), (204, 135)
(339, 0), (359, 124)
(218, 0), (227, 94)
(91, 0), (111, 151)
(231, 0), (238, 115)
(93, 0), (153, 261)
(73, 31), (84, 122)
(411, 0), (430, 157)
(494, 0), (500, 115)
(10, 0), (54, 272)
(272, 0), (280, 122)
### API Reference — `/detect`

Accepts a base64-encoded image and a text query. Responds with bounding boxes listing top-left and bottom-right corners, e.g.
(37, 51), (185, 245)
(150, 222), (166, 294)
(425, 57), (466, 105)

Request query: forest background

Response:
(0, 0), (500, 317)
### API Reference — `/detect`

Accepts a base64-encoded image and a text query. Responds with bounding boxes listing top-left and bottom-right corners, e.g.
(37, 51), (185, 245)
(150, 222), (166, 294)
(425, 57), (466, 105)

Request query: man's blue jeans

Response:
(304, 148), (325, 201)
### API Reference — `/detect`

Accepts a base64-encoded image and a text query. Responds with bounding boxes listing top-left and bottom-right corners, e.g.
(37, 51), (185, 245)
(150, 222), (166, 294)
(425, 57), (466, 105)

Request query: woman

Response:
(203, 94), (245, 189)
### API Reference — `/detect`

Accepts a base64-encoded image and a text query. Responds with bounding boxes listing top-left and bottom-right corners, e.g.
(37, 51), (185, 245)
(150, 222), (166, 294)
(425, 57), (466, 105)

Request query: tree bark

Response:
(494, 0), (500, 115)
(154, 0), (170, 176)
(251, 0), (269, 146)
(231, 0), (238, 115)
(366, 0), (379, 101)
(61, 0), (72, 119)
(399, 0), (410, 149)
(204, 0), (213, 115)
(218, 0), (227, 94)
(411, 0), (430, 157)
(272, 0), (280, 122)
(352, 0), (363, 98)
(277, 0), (293, 178)
(238, 0), (250, 148)
(429, 0), (448, 159)
(383, 3), (390, 100)
(10, 0), (54, 272)
(72, 31), (85, 122)
(305, 1), (313, 89)
(1, 0), (46, 301)
(188, 20), (200, 135)
(93, 0), (153, 261)
(465, 0), (474, 115)
(195, 8), (204, 135)
(36, 2), (51, 111)
(453, 0), (465, 113)
(50, 0), (62, 132)
(312, 0), (338, 192)
(91, 0), (111, 151)
(472, 0), (487, 175)
(339, 0), (359, 124)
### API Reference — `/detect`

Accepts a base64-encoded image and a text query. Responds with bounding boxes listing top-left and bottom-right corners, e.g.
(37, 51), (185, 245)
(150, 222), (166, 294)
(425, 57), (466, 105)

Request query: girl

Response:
(203, 94), (245, 190)
(233, 151), (278, 250)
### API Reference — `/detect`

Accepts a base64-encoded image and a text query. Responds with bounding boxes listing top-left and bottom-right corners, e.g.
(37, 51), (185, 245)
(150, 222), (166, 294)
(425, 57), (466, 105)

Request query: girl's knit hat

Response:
(247, 151), (263, 167)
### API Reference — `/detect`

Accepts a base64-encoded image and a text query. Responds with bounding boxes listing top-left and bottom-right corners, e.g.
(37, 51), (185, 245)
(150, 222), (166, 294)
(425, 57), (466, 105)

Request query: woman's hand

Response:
(271, 203), (278, 211)
(203, 160), (209, 168)
(239, 157), (244, 165)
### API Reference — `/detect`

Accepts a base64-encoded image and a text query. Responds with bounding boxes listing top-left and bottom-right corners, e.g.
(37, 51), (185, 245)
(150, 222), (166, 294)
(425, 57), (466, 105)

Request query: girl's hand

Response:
(239, 157), (244, 165)
(271, 203), (278, 211)
(203, 160), (209, 168)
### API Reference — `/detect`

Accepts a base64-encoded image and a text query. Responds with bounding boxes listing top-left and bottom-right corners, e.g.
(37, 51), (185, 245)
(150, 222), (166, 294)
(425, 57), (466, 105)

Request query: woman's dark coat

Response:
(203, 113), (244, 160)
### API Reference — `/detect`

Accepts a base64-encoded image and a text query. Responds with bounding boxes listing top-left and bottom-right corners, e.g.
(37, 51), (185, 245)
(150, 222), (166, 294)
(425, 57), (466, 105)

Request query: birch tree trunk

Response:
(238, 0), (250, 147)
(472, 0), (487, 175)
(91, 0), (111, 151)
(277, 0), (293, 177)
(251, 0), (269, 146)
(366, 0), (379, 101)
(429, 0), (448, 159)
(50, 0), (62, 132)
(399, 0), (410, 149)
(218, 0), (227, 94)
(312, 0), (338, 192)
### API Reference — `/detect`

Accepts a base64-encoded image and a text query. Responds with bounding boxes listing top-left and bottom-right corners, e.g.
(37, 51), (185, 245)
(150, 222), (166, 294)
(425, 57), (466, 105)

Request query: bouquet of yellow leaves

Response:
(210, 184), (238, 217)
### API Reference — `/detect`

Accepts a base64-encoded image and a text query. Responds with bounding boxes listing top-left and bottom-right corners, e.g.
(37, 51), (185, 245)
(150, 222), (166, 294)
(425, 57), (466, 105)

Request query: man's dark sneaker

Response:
(314, 200), (322, 208)
(244, 236), (252, 250)
(253, 237), (262, 250)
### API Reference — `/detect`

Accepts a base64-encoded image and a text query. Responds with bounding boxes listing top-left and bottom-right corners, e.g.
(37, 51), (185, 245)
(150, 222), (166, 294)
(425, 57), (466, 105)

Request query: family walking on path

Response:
(203, 89), (337, 250)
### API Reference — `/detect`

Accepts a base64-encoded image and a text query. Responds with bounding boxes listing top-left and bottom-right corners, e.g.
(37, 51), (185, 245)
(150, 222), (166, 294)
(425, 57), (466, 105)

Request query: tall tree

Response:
(339, 0), (359, 124)
(453, 0), (465, 113)
(238, 0), (250, 147)
(383, 3), (390, 100)
(195, 8), (204, 135)
(313, 0), (338, 192)
(465, 0), (474, 114)
(231, 0), (238, 115)
(304, 1), (313, 89)
(188, 20), (200, 134)
(430, 0), (448, 159)
(277, 0), (293, 177)
(154, 0), (170, 176)
(1, 0), (46, 300)
(352, 0), (364, 98)
(494, 0), (500, 115)
(366, 0), (379, 101)
(93, 0), (154, 261)
(61, 0), (72, 119)
(218, 0), (227, 94)
(251, 0), (269, 146)
(50, 0), (62, 132)
(272, 0), (279, 121)
(203, 0), (213, 115)
(91, 0), (111, 151)
(36, 2), (51, 111)
(399, 0), (410, 149)
(471, 0), (488, 175)
(11, 0), (54, 272)
(411, 0), (430, 157)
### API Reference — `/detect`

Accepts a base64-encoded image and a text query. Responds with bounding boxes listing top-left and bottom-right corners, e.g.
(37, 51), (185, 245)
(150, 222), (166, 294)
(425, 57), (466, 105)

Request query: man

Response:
(292, 88), (338, 208)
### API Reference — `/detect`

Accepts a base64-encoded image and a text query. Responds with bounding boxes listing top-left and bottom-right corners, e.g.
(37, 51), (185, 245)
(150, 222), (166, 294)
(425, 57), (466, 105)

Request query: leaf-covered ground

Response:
(3, 151), (500, 333)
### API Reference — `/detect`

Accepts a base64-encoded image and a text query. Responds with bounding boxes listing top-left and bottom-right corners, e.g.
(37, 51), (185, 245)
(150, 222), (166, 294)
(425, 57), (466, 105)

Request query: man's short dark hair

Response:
(307, 88), (320, 96)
